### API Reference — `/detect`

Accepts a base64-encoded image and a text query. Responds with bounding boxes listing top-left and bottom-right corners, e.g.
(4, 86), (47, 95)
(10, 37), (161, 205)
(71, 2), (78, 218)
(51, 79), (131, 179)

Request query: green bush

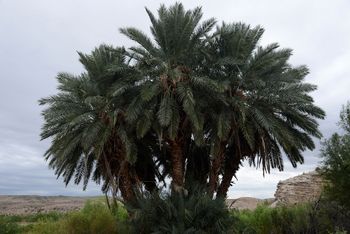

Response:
(25, 212), (63, 223)
(28, 201), (128, 234)
(27, 220), (63, 234)
(231, 199), (350, 234)
(231, 204), (315, 234)
(313, 197), (350, 233)
(0, 216), (20, 234)
(128, 190), (234, 234)
(321, 102), (350, 210)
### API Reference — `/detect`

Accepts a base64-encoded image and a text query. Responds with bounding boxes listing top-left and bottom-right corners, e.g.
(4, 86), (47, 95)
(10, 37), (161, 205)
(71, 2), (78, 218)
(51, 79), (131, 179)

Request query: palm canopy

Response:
(120, 3), (221, 192)
(213, 24), (324, 167)
(40, 3), (325, 201)
(40, 45), (156, 201)
(191, 22), (325, 196)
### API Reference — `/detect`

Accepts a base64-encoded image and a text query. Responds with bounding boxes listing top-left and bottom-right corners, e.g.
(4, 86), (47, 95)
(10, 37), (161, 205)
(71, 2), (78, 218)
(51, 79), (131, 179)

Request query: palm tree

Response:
(120, 3), (218, 192)
(203, 23), (325, 197)
(40, 3), (325, 203)
(40, 45), (143, 202)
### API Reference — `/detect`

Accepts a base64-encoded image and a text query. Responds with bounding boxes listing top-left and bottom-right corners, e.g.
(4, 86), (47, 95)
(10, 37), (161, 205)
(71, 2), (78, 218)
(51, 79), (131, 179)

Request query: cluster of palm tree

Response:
(40, 3), (325, 203)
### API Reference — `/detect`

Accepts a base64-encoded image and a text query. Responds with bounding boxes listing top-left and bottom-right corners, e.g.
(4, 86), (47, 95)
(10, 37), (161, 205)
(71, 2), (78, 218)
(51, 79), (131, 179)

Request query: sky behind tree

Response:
(1, 0), (349, 198)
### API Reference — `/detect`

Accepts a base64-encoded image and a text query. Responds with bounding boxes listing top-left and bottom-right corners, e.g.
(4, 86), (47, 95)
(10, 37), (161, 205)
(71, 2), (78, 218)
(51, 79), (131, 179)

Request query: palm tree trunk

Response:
(184, 148), (210, 190)
(216, 153), (241, 198)
(169, 139), (184, 193)
(135, 155), (158, 193)
(119, 161), (136, 202)
(208, 142), (226, 198)
(109, 137), (137, 203)
(102, 152), (119, 199)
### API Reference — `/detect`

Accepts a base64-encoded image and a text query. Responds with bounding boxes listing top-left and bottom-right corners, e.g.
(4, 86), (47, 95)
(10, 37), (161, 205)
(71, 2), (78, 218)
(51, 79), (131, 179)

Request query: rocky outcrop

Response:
(274, 170), (324, 205)
(226, 170), (324, 210)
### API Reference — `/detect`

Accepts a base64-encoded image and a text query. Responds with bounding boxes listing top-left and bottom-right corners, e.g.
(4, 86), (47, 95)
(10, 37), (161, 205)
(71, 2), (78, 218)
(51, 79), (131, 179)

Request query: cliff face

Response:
(274, 170), (324, 205)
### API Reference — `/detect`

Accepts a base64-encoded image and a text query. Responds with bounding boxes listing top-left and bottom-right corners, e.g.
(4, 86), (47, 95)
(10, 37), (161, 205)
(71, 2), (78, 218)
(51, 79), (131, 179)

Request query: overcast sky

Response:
(0, 0), (349, 198)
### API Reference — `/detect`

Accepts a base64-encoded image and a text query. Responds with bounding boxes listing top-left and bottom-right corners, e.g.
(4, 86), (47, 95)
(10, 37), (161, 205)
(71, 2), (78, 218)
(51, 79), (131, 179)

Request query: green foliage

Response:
(231, 200), (350, 234)
(28, 201), (129, 234)
(1, 198), (349, 233)
(0, 216), (20, 234)
(321, 102), (350, 209)
(232, 204), (313, 234)
(128, 190), (233, 234)
(24, 212), (63, 223)
(0, 212), (64, 234)
(314, 198), (350, 233)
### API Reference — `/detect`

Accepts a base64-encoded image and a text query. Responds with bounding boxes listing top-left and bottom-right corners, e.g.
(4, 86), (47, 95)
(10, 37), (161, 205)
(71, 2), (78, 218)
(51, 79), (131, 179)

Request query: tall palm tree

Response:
(40, 3), (325, 202)
(40, 45), (144, 202)
(120, 3), (218, 192)
(203, 23), (325, 197)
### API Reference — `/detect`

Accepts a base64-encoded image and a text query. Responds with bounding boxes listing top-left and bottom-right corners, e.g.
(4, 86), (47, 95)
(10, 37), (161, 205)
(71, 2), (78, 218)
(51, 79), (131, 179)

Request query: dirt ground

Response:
(0, 195), (94, 215)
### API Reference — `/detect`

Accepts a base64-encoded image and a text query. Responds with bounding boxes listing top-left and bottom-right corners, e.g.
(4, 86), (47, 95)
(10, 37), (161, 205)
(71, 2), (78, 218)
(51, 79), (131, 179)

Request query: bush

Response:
(25, 212), (63, 223)
(0, 216), (20, 234)
(312, 197), (350, 233)
(231, 204), (313, 234)
(127, 190), (234, 234)
(29, 200), (129, 234)
(231, 198), (350, 234)
(321, 103), (350, 210)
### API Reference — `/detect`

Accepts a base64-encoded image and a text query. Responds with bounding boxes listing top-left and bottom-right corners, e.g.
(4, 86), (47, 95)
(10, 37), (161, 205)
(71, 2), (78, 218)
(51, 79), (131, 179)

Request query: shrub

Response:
(28, 201), (128, 234)
(321, 103), (350, 210)
(28, 220), (63, 234)
(127, 190), (234, 234)
(312, 197), (350, 233)
(0, 216), (20, 234)
(25, 212), (63, 223)
(231, 204), (315, 234)
(231, 198), (350, 234)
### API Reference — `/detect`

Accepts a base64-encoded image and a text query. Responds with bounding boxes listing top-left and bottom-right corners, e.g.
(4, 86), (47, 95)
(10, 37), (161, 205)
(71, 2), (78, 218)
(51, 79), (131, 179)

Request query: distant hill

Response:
(0, 170), (323, 214)
(0, 195), (95, 215)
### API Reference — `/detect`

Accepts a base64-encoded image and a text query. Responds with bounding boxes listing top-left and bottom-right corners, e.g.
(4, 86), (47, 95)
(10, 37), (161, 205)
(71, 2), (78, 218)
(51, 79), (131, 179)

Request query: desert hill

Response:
(0, 170), (323, 214)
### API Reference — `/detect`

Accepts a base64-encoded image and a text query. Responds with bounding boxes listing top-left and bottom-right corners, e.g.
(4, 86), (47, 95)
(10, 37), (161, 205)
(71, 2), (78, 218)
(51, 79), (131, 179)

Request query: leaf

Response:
(141, 82), (160, 101)
(136, 111), (153, 138)
(168, 107), (180, 140)
(157, 94), (173, 127)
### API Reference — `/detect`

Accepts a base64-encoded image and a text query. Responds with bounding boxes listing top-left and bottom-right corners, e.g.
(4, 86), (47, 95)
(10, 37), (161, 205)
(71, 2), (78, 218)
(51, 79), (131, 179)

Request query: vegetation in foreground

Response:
(0, 200), (129, 234)
(127, 188), (233, 233)
(232, 199), (350, 234)
(1, 197), (349, 234)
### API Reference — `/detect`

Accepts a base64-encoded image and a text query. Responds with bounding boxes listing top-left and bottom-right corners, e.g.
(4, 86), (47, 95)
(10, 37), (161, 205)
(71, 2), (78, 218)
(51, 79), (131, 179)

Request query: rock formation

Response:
(274, 170), (324, 205)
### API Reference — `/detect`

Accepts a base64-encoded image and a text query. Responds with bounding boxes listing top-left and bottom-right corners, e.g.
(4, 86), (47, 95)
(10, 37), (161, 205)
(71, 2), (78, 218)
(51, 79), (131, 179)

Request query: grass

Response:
(28, 200), (129, 234)
(0, 212), (64, 234)
(0, 198), (129, 234)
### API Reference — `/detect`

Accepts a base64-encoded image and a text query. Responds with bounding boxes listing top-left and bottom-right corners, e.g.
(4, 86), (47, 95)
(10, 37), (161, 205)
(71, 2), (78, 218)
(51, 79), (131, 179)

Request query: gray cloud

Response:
(0, 0), (349, 198)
